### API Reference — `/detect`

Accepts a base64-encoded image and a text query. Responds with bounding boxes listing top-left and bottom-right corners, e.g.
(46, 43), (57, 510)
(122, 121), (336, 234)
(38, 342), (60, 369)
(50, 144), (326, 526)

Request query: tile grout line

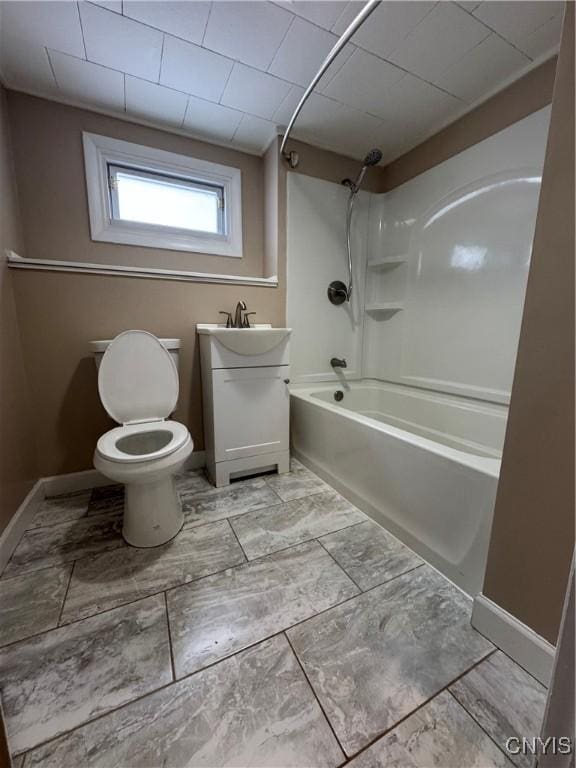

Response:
(163, 592), (177, 683)
(283, 631), (349, 760)
(445, 687), (519, 767)
(225, 518), (250, 564)
(55, 560), (76, 628)
(338, 648), (499, 765)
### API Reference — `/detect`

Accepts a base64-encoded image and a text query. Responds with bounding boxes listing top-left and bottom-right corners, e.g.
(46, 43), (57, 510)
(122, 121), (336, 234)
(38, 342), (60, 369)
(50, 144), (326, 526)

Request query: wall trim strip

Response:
(471, 593), (556, 685)
(0, 451), (206, 573)
(6, 251), (278, 288)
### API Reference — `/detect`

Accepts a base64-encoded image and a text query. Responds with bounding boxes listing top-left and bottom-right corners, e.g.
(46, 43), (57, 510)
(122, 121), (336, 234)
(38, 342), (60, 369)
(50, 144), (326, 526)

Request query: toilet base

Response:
(123, 476), (184, 548)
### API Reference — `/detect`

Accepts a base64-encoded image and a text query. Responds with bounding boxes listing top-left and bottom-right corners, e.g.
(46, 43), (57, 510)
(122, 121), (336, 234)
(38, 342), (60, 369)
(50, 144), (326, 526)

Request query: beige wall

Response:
(0, 85), (38, 533)
(380, 57), (557, 193)
(7, 92), (266, 276)
(482, 4), (574, 645)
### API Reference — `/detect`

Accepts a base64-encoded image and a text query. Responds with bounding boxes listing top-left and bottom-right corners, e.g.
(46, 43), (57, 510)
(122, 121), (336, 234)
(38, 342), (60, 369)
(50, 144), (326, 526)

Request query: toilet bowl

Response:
(93, 330), (193, 547)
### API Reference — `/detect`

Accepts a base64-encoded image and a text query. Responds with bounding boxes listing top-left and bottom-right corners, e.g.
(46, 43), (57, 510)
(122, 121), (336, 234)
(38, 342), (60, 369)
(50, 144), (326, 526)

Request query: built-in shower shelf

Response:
(365, 302), (404, 316)
(367, 257), (406, 270)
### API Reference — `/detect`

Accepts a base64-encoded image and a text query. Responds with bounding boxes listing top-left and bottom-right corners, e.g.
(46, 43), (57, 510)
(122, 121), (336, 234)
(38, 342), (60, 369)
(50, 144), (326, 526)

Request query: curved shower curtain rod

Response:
(279, 0), (382, 168)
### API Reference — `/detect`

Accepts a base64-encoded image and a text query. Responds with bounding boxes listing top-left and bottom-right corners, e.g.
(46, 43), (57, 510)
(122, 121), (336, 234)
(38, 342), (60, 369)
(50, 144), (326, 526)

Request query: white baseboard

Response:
(472, 593), (556, 686)
(0, 480), (44, 575)
(0, 451), (207, 574)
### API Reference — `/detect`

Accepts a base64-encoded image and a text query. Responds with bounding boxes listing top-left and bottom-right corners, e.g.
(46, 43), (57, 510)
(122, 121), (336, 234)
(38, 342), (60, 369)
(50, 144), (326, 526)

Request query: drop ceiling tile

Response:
(203, 1), (293, 71)
(49, 51), (125, 111)
(516, 13), (563, 59)
(125, 76), (188, 127)
(123, 2), (211, 46)
(79, 3), (163, 81)
(0, 1), (85, 58)
(273, 1), (349, 31)
(455, 1), (481, 11)
(268, 16), (342, 88)
(272, 84), (305, 125)
(220, 64), (291, 120)
(389, 2), (490, 81)
(183, 96), (243, 142)
(88, 1), (122, 12)
(322, 48), (405, 114)
(472, 1), (563, 47)
(232, 114), (277, 153)
(370, 71), (462, 128)
(435, 33), (530, 102)
(0, 38), (58, 95)
(290, 92), (343, 141)
(160, 36), (233, 102)
(332, 1), (436, 60)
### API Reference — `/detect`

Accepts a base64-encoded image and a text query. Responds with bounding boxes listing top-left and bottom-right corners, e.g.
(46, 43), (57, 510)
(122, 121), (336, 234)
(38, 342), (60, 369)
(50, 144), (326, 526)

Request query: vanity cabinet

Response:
(198, 324), (291, 486)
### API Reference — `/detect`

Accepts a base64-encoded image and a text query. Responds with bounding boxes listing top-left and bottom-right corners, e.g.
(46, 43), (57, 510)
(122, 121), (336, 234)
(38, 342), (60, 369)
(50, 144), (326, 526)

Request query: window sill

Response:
(6, 252), (278, 288)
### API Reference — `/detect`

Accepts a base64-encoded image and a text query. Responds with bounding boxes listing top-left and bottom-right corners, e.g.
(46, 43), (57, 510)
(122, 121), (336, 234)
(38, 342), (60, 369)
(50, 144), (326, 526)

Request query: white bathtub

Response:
(290, 380), (507, 596)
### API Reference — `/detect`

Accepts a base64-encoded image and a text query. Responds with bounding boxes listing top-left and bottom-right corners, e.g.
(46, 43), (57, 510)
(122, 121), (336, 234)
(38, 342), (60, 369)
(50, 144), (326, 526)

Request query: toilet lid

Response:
(98, 330), (179, 425)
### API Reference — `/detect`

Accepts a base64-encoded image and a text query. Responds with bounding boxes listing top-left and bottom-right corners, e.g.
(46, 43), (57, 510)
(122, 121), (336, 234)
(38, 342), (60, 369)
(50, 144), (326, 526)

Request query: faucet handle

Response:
(219, 311), (233, 328)
(243, 312), (256, 328)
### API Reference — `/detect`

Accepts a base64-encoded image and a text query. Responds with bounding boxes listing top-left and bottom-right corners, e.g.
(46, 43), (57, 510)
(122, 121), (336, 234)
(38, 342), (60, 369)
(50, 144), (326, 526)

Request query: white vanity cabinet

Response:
(198, 324), (291, 486)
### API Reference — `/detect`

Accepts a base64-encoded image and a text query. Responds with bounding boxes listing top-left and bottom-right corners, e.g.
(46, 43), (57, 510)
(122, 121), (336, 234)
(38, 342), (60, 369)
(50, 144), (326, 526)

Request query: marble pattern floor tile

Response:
(60, 519), (246, 624)
(0, 594), (172, 755)
(181, 477), (282, 528)
(264, 458), (332, 502)
(320, 520), (424, 590)
(231, 489), (367, 559)
(346, 690), (513, 768)
(11, 755), (24, 768)
(450, 650), (548, 768)
(287, 565), (494, 756)
(86, 484), (124, 516)
(167, 540), (359, 678)
(0, 565), (72, 647)
(175, 468), (214, 495)
(25, 635), (345, 768)
(28, 491), (92, 529)
(3, 512), (125, 578)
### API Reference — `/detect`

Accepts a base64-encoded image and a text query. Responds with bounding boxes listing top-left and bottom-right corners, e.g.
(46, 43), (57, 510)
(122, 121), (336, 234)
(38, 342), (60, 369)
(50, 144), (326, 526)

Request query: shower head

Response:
(362, 148), (383, 167)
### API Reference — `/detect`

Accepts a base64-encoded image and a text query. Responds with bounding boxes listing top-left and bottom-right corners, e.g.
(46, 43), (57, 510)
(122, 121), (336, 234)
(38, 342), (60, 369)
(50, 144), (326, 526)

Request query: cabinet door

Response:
(212, 366), (289, 462)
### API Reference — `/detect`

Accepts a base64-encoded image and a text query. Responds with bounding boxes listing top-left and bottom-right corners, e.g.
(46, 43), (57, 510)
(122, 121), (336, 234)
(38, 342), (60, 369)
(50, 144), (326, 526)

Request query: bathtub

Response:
(290, 380), (507, 596)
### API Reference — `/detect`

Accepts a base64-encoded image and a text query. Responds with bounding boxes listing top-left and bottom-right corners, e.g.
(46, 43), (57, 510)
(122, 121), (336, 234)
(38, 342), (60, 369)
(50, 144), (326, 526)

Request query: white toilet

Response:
(92, 330), (193, 547)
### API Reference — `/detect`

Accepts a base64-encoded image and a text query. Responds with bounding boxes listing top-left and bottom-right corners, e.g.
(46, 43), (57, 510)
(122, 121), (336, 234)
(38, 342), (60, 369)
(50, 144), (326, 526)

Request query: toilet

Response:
(92, 330), (193, 547)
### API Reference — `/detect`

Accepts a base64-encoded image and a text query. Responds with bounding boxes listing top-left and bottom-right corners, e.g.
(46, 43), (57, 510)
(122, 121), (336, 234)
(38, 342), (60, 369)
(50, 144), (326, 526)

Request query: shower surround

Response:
(287, 107), (551, 595)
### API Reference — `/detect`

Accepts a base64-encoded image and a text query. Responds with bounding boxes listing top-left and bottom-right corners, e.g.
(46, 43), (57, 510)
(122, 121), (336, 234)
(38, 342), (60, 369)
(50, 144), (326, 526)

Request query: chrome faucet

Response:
(234, 300), (247, 328)
(330, 357), (347, 368)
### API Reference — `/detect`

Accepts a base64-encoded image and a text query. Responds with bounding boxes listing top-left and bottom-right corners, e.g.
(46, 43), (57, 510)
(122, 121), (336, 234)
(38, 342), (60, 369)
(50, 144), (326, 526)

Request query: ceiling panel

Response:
(183, 95), (243, 142)
(49, 50), (125, 111)
(274, 1), (349, 31)
(220, 64), (292, 120)
(125, 76), (189, 127)
(268, 17), (341, 88)
(0, 1), (85, 58)
(389, 2), (490, 80)
(203, 1), (293, 71)
(322, 48), (405, 114)
(434, 33), (530, 102)
(79, 3), (163, 81)
(159, 35), (233, 102)
(0, 1), (563, 160)
(472, 1), (563, 45)
(123, 2), (211, 46)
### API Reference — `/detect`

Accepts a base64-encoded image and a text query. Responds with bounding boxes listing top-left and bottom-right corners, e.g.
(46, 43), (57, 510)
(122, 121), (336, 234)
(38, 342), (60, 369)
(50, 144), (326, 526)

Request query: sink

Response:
(197, 324), (291, 356)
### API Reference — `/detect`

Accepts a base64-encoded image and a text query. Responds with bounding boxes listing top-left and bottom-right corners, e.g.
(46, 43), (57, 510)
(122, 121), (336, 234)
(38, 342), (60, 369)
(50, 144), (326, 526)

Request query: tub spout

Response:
(330, 357), (347, 368)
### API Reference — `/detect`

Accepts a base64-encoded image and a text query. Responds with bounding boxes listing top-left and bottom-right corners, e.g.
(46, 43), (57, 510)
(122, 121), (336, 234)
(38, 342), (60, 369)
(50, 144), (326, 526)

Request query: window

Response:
(83, 133), (242, 257)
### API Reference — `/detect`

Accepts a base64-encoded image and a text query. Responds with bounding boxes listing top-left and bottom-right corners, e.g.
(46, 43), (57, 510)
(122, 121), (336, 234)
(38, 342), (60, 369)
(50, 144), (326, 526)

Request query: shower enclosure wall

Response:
(287, 106), (551, 596)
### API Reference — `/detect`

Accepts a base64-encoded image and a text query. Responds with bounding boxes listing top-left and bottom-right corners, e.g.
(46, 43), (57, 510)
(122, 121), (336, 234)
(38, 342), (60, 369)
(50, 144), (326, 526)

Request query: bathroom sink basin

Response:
(197, 324), (291, 355)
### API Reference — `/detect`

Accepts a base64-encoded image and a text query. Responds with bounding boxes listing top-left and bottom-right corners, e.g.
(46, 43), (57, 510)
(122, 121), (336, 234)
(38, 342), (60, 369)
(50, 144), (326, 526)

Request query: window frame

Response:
(82, 132), (243, 258)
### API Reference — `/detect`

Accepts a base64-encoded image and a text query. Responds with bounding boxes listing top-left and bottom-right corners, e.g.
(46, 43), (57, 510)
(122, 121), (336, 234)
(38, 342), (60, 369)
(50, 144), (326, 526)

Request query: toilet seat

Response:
(96, 420), (190, 464)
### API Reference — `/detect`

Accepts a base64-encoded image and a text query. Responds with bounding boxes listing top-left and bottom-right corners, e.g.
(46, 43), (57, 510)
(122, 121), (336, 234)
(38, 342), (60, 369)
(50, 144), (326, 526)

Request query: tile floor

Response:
(0, 459), (547, 767)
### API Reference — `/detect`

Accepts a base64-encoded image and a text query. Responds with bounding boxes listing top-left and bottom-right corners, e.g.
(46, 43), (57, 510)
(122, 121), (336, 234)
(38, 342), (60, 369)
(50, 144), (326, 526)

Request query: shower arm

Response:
(279, 0), (382, 168)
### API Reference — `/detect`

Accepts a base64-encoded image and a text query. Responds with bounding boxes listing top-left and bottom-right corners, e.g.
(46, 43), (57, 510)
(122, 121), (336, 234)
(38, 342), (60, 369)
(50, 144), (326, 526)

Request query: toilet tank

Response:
(89, 338), (181, 371)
